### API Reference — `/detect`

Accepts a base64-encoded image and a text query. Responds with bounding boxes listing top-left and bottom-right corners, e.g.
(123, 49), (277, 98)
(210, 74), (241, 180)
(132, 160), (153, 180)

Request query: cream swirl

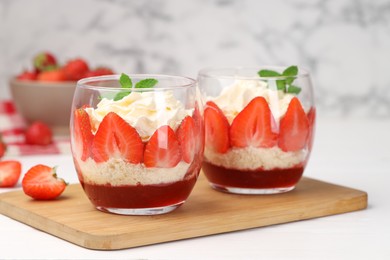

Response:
(85, 91), (192, 141)
(211, 79), (296, 124)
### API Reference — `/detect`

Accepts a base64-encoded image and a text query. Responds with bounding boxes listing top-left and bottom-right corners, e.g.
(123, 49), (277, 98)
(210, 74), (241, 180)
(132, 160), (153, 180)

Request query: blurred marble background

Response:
(1, 0), (389, 118)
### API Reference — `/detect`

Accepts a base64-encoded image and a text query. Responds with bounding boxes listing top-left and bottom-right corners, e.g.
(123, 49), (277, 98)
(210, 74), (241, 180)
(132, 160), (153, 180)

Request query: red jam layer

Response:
(81, 176), (198, 209)
(202, 162), (304, 189)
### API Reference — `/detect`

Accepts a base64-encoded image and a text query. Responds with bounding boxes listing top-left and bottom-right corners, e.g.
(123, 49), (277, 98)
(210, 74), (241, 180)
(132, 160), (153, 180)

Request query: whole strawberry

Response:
(25, 121), (53, 145)
(83, 67), (114, 78)
(16, 70), (38, 81)
(33, 52), (58, 72)
(0, 134), (7, 159)
(22, 164), (67, 200)
(63, 58), (89, 81)
(0, 160), (22, 187)
(37, 69), (66, 82)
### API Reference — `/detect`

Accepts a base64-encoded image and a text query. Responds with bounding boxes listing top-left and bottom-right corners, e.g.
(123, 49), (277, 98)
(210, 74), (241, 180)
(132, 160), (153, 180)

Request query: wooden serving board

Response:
(0, 175), (367, 250)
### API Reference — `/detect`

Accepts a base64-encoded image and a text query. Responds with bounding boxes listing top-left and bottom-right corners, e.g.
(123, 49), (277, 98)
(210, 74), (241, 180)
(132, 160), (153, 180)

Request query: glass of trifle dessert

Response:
(198, 66), (315, 194)
(70, 73), (204, 215)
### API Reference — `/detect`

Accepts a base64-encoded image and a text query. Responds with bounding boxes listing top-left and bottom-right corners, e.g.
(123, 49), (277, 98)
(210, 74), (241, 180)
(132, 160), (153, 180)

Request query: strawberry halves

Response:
(278, 97), (310, 152)
(230, 97), (278, 148)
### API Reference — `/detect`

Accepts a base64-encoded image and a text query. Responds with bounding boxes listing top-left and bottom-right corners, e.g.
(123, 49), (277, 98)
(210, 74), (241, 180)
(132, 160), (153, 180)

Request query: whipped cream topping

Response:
(78, 158), (192, 186)
(211, 79), (295, 124)
(85, 91), (192, 141)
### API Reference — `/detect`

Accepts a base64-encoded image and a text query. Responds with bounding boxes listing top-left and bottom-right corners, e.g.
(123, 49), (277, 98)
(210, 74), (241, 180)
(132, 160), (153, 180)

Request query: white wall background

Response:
(1, 0), (389, 118)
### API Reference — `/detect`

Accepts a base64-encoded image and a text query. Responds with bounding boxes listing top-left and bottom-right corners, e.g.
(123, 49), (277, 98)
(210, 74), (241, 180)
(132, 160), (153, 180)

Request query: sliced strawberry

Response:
(0, 161), (22, 188)
(307, 107), (316, 150)
(22, 164), (66, 200)
(177, 116), (196, 163)
(279, 97), (310, 152)
(205, 100), (221, 112)
(73, 108), (94, 161)
(144, 125), (181, 168)
(92, 112), (144, 164)
(192, 104), (205, 156)
(204, 101), (230, 153)
(230, 97), (278, 148)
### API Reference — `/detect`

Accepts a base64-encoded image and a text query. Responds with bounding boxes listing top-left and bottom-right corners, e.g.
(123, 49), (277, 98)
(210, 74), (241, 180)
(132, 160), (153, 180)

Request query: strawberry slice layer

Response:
(144, 125), (182, 168)
(74, 108), (94, 161)
(307, 107), (316, 151)
(92, 112), (144, 164)
(279, 97), (310, 152)
(0, 160), (22, 188)
(177, 116), (197, 164)
(230, 96), (278, 148)
(204, 101), (230, 153)
(22, 164), (67, 200)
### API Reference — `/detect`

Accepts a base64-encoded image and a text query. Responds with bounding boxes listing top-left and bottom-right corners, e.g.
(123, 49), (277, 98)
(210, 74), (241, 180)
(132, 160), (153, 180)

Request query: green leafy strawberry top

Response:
(114, 73), (158, 101)
(258, 65), (301, 94)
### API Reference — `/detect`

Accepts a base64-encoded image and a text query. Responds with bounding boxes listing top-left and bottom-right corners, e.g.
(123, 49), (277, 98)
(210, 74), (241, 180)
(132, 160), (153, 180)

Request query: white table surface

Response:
(1, 117), (389, 260)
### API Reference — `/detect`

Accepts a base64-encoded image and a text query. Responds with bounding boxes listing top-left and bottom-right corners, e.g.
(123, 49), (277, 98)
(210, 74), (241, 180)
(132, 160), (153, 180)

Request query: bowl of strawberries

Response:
(9, 52), (114, 134)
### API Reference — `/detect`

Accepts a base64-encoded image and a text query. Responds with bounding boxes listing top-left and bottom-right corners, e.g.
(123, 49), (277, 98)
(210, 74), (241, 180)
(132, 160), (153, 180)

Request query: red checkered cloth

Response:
(0, 100), (71, 156)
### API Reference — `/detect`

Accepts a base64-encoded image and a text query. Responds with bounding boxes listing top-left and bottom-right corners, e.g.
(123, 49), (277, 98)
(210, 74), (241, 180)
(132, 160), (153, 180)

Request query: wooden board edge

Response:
(0, 180), (369, 251)
(81, 189), (369, 250)
(0, 198), (94, 248)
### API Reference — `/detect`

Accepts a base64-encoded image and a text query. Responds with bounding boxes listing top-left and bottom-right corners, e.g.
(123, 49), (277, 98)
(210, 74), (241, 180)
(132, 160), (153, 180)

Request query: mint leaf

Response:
(114, 91), (131, 101)
(114, 73), (133, 101)
(114, 73), (158, 101)
(258, 69), (286, 91)
(258, 70), (281, 77)
(282, 65), (298, 77)
(119, 73), (132, 88)
(135, 78), (158, 89)
(287, 85), (302, 94)
(283, 65), (298, 85)
(258, 66), (300, 94)
(285, 77), (295, 85)
(276, 80), (286, 91)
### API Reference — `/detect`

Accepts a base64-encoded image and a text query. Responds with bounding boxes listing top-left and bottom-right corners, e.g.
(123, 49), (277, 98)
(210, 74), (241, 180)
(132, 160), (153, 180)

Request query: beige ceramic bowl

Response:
(9, 79), (76, 135)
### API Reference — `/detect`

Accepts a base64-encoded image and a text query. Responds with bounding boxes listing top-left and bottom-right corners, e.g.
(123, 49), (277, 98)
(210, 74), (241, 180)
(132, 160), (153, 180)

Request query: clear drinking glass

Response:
(198, 66), (315, 194)
(70, 74), (204, 215)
